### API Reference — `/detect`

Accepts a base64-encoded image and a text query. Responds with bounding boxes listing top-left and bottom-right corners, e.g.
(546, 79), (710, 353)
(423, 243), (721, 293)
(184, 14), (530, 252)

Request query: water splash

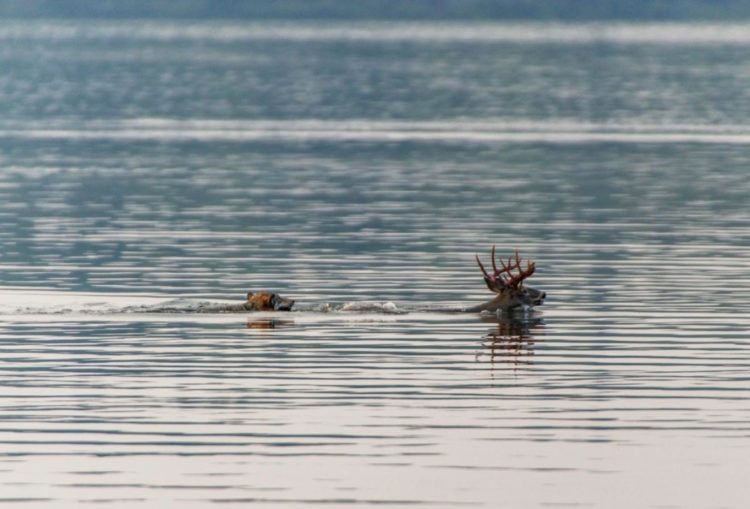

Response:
(0, 293), (408, 315)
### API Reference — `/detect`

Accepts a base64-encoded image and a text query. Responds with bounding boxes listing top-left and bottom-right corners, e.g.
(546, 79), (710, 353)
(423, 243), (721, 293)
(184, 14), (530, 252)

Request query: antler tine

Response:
(475, 254), (491, 280)
(505, 251), (536, 288)
(512, 250), (520, 285)
(502, 253), (521, 272)
(476, 251), (506, 293)
(495, 258), (508, 283)
(479, 246), (514, 279)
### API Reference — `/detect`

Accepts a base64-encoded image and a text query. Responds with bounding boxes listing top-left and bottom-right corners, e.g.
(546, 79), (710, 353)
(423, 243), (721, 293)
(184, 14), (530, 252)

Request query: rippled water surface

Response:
(1, 20), (749, 508)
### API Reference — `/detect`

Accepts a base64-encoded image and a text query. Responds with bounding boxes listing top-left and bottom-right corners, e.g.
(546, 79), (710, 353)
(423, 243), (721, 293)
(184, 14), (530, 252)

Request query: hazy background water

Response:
(0, 20), (749, 508)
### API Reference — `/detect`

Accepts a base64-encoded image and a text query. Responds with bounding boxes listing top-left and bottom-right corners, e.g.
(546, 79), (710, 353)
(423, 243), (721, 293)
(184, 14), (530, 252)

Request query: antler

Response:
(504, 250), (535, 288)
(475, 246), (535, 292)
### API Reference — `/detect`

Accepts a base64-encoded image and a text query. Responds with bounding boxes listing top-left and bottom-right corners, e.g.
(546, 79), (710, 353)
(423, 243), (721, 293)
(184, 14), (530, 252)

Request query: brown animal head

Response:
(245, 291), (295, 311)
(474, 246), (545, 313)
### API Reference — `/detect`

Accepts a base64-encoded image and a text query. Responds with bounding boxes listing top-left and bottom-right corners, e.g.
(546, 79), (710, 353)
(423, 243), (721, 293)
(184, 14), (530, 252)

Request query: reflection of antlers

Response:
(475, 246), (535, 289)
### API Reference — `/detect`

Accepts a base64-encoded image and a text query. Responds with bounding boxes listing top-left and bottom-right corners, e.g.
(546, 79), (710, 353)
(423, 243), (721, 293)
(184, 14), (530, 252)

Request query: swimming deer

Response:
(465, 247), (546, 314)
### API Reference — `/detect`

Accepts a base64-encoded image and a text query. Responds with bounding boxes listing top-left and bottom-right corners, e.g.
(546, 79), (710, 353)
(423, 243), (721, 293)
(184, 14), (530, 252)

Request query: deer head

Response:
(474, 246), (546, 313)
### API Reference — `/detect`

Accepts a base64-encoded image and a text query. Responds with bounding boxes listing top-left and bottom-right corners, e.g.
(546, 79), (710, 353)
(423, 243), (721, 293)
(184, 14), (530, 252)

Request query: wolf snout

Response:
(274, 298), (295, 311)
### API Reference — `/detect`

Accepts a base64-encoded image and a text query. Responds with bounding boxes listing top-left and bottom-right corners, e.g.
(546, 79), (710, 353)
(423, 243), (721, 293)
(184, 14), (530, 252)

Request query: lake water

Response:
(0, 20), (749, 508)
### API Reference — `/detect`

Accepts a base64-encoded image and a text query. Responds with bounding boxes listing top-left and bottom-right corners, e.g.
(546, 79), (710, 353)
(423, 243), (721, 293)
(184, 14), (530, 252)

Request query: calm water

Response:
(0, 20), (749, 508)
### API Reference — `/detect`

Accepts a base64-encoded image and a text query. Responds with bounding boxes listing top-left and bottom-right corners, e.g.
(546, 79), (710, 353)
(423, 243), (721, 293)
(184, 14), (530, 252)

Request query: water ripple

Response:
(0, 18), (749, 509)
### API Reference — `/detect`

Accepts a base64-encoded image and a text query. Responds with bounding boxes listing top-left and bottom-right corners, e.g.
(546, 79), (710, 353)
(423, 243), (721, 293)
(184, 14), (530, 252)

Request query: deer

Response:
(464, 246), (546, 315)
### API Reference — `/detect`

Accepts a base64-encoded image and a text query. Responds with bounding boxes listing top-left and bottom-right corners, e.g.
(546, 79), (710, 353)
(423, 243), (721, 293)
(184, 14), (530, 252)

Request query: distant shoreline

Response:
(3, 0), (750, 21)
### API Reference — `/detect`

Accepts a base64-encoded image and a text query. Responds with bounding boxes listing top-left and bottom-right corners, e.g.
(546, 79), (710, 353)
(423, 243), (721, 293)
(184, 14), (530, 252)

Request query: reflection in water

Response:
(246, 318), (294, 329)
(476, 315), (544, 368)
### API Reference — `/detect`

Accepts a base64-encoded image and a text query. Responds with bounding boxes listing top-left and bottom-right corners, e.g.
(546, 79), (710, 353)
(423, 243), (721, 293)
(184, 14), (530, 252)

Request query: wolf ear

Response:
(246, 292), (254, 300)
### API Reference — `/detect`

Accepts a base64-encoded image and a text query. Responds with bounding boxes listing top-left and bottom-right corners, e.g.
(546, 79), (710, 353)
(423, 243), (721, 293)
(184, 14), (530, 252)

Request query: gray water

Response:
(0, 20), (749, 508)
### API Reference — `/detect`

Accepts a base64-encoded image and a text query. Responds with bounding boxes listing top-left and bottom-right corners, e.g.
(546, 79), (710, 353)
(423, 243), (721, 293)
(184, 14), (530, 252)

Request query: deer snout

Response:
(527, 288), (545, 306)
